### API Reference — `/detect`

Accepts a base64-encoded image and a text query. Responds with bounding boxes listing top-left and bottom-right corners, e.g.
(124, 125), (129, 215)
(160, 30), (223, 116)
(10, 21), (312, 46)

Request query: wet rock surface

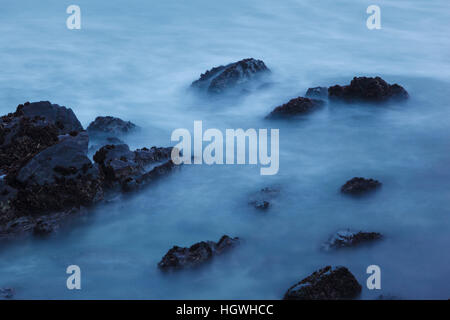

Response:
(0, 102), (76, 178)
(191, 58), (270, 94)
(88, 136), (125, 156)
(322, 230), (382, 250)
(305, 87), (328, 99)
(158, 235), (240, 271)
(266, 97), (324, 118)
(341, 177), (381, 194)
(93, 144), (174, 191)
(87, 116), (138, 137)
(328, 77), (408, 102)
(13, 131), (103, 214)
(248, 186), (280, 210)
(284, 266), (362, 300)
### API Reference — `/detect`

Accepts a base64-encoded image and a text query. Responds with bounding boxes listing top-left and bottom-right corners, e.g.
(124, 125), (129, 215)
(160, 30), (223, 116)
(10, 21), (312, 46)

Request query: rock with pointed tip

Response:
(284, 266), (362, 300)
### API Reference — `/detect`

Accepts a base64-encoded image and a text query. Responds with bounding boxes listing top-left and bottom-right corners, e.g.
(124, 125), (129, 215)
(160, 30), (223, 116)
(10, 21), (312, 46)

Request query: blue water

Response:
(0, 0), (449, 299)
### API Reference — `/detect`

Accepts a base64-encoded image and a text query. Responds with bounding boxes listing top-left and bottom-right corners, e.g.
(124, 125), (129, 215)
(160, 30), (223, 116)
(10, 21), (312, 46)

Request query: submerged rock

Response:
(341, 177), (381, 194)
(305, 87), (328, 99)
(88, 136), (125, 156)
(284, 266), (362, 300)
(0, 287), (14, 299)
(322, 230), (382, 250)
(93, 144), (174, 191)
(158, 235), (240, 271)
(87, 116), (138, 137)
(191, 58), (270, 94)
(266, 97), (324, 118)
(248, 186), (280, 210)
(328, 77), (408, 102)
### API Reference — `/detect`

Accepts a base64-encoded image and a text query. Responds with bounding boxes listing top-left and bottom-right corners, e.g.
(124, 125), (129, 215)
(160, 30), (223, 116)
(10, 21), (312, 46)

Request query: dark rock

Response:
(13, 131), (103, 214)
(284, 266), (362, 300)
(341, 177), (381, 194)
(0, 216), (34, 238)
(0, 101), (83, 178)
(322, 230), (382, 250)
(19, 101), (83, 134)
(305, 87), (328, 98)
(87, 116), (138, 137)
(93, 144), (174, 191)
(0, 287), (14, 299)
(0, 180), (18, 222)
(328, 77), (408, 102)
(88, 136), (125, 157)
(266, 97), (324, 118)
(248, 186), (280, 210)
(158, 235), (240, 271)
(33, 219), (55, 236)
(191, 58), (270, 94)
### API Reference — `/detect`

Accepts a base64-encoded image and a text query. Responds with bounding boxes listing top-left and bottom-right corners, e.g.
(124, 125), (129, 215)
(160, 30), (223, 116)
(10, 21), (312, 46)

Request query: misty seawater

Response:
(0, 0), (449, 299)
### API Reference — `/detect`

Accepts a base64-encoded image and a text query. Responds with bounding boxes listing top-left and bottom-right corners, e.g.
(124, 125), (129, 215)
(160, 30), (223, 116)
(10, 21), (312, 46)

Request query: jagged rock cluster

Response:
(0, 101), (175, 239)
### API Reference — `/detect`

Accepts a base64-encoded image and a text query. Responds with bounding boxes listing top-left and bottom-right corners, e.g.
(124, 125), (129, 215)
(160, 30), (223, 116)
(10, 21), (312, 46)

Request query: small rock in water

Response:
(322, 229), (382, 250)
(0, 287), (14, 299)
(266, 97), (324, 118)
(158, 235), (240, 271)
(328, 76), (408, 102)
(191, 58), (270, 94)
(305, 87), (328, 99)
(87, 116), (138, 138)
(248, 186), (280, 210)
(284, 266), (362, 300)
(341, 177), (381, 194)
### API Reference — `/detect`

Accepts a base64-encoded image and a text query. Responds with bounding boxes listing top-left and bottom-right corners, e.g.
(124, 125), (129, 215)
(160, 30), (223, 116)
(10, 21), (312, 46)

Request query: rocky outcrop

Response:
(158, 235), (240, 271)
(322, 230), (382, 250)
(341, 177), (381, 194)
(191, 58), (270, 94)
(0, 102), (97, 235)
(305, 87), (328, 99)
(328, 77), (408, 102)
(87, 116), (138, 137)
(93, 144), (174, 191)
(266, 97), (324, 118)
(284, 266), (362, 300)
(0, 102), (178, 240)
(248, 186), (280, 210)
